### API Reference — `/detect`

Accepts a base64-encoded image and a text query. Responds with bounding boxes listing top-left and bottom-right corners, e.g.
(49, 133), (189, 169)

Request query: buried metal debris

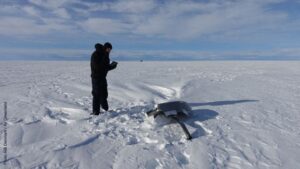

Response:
(147, 101), (192, 140)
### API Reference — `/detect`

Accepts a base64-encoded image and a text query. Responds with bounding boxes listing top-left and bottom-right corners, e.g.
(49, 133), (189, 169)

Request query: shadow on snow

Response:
(189, 99), (258, 107)
(185, 99), (258, 139)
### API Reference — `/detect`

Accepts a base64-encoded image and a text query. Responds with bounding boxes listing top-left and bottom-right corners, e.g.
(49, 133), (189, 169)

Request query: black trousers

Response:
(92, 78), (108, 113)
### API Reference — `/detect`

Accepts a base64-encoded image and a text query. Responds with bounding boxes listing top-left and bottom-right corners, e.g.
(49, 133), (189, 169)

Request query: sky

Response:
(0, 0), (300, 60)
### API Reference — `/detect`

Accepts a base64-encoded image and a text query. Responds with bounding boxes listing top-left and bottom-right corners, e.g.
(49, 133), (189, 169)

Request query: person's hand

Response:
(110, 61), (118, 69)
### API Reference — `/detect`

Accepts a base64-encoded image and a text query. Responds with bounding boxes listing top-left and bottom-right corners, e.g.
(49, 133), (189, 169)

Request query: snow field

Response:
(0, 61), (299, 169)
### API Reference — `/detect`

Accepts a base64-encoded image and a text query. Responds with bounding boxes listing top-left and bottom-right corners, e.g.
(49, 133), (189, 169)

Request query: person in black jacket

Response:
(90, 42), (118, 115)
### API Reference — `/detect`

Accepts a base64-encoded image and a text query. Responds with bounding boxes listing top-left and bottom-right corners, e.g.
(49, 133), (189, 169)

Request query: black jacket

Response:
(90, 44), (116, 79)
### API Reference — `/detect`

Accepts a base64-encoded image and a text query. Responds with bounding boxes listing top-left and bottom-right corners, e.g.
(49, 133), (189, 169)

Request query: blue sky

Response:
(0, 0), (300, 60)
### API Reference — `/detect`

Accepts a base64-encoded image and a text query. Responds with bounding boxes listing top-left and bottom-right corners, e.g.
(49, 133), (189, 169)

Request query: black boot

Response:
(91, 111), (102, 115)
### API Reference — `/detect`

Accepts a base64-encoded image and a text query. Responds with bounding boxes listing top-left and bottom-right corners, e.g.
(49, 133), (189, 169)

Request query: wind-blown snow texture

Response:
(0, 61), (299, 169)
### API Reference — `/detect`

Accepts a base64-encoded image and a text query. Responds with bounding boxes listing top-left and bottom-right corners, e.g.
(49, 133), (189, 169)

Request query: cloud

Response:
(53, 8), (71, 19)
(0, 48), (90, 60)
(109, 48), (300, 60)
(82, 18), (132, 35)
(27, 0), (72, 19)
(0, 2), (76, 37)
(0, 17), (48, 36)
(23, 5), (41, 17)
(110, 0), (157, 13)
(1, 46), (299, 61)
(28, 0), (71, 9)
(133, 0), (289, 40)
(0, 16), (76, 37)
(0, 0), (300, 61)
(69, 0), (293, 42)
(0, 0), (297, 41)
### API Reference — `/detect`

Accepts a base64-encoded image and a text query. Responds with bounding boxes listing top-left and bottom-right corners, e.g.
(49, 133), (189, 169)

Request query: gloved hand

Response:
(111, 61), (118, 65)
(110, 61), (118, 69)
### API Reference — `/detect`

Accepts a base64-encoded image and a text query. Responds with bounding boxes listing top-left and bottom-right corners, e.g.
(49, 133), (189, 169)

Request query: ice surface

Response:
(0, 61), (300, 169)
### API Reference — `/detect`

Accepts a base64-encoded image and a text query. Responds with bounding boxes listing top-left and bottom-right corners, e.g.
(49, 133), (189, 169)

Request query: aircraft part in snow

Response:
(147, 101), (192, 140)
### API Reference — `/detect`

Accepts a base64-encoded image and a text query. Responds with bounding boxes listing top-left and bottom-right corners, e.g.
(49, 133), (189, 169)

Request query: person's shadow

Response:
(182, 100), (258, 139)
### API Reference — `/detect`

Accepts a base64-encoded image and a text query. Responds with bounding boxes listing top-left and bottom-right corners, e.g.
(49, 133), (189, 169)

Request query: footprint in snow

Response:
(44, 107), (90, 124)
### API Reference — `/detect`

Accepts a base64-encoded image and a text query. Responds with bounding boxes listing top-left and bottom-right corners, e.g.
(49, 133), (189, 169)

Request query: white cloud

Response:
(53, 8), (71, 19)
(28, 0), (73, 19)
(110, 0), (156, 13)
(0, 0), (299, 42)
(0, 16), (75, 36)
(82, 18), (131, 35)
(112, 48), (300, 60)
(2, 0), (299, 60)
(0, 17), (48, 36)
(0, 48), (90, 59)
(28, 0), (71, 9)
(27, 0), (72, 20)
(0, 5), (21, 15)
(1, 47), (299, 60)
(0, 1), (79, 36)
(133, 0), (289, 40)
(22, 5), (43, 18)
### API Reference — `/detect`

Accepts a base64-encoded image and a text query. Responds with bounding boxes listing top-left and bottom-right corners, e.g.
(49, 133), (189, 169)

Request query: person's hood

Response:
(95, 43), (103, 51)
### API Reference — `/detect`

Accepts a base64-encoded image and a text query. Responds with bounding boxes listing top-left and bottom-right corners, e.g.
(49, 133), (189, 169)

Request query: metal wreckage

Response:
(147, 101), (193, 140)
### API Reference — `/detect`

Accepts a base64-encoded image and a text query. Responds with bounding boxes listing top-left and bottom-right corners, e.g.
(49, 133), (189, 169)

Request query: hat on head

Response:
(104, 42), (112, 49)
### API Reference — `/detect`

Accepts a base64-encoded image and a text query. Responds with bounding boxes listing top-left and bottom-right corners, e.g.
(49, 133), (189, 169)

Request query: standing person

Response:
(90, 42), (118, 115)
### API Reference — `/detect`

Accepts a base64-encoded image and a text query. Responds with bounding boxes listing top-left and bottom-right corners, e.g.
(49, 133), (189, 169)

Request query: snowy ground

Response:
(0, 61), (299, 169)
